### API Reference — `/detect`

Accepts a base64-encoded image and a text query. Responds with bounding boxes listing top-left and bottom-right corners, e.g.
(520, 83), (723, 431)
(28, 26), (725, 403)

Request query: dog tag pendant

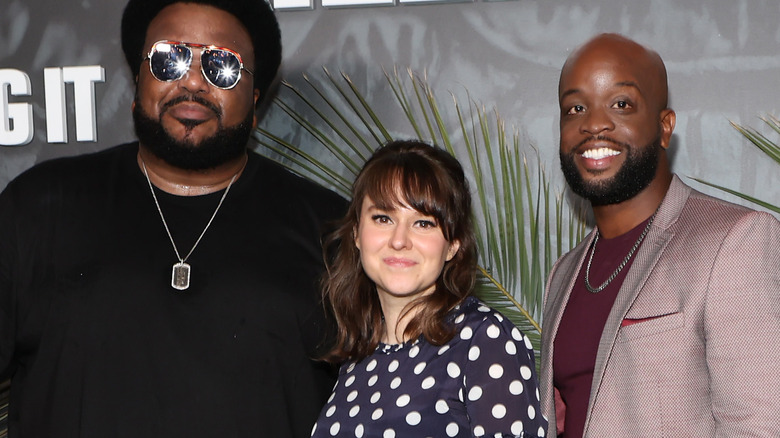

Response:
(172, 261), (191, 290)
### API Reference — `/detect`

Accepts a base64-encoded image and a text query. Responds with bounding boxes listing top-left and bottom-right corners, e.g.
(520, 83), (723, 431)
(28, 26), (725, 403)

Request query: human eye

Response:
(566, 104), (585, 115)
(611, 99), (633, 111)
(371, 214), (392, 225)
(415, 218), (438, 229)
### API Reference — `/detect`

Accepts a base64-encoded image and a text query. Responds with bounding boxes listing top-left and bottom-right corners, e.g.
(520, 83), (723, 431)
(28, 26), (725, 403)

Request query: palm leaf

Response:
(254, 67), (587, 364)
(689, 178), (780, 214)
(731, 117), (780, 164)
(695, 115), (780, 213)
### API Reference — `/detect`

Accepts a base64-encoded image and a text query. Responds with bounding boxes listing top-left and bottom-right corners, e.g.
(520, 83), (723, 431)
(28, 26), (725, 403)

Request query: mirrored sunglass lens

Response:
(150, 44), (192, 81)
(202, 49), (241, 89)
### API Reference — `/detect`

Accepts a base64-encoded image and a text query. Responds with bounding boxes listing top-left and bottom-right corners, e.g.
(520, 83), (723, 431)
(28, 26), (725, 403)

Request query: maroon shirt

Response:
(552, 217), (651, 437)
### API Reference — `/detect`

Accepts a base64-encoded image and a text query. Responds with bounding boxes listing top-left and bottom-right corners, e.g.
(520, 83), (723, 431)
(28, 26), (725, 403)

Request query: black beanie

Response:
(121, 0), (281, 95)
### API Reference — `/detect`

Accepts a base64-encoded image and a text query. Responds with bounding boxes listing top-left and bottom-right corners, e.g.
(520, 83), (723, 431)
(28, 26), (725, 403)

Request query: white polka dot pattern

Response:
(310, 297), (547, 437)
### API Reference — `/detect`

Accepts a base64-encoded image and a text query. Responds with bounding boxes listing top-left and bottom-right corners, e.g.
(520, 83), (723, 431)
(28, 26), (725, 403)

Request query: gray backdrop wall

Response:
(1, 0), (779, 214)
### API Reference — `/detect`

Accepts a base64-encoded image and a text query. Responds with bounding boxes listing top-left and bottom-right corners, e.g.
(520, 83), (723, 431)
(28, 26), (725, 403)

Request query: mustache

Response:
(161, 95), (222, 117)
(574, 135), (631, 151)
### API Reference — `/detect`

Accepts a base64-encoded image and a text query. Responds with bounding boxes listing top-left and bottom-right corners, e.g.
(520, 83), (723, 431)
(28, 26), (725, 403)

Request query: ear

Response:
(353, 226), (360, 251)
(445, 240), (461, 262)
(659, 109), (676, 150)
(252, 89), (261, 128)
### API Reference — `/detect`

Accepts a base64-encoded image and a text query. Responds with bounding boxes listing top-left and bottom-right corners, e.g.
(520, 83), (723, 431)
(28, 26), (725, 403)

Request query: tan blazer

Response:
(540, 176), (780, 437)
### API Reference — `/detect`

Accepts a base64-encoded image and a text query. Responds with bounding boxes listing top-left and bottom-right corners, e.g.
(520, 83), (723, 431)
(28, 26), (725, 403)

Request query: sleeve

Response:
(705, 211), (780, 437)
(461, 307), (548, 438)
(0, 186), (17, 381)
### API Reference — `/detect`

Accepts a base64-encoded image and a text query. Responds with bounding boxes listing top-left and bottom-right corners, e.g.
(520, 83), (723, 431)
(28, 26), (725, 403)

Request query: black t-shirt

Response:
(0, 143), (347, 437)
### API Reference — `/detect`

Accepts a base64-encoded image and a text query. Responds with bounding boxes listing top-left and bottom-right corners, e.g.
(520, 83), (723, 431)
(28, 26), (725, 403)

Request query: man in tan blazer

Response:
(540, 33), (780, 437)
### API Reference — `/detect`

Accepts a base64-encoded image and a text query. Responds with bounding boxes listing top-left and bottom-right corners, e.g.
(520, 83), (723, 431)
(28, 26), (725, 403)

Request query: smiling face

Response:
(355, 195), (460, 305)
(558, 34), (675, 206)
(132, 3), (259, 168)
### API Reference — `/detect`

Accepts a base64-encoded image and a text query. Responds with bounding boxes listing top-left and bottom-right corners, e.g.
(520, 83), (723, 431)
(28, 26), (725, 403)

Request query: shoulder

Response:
(449, 298), (539, 387)
(673, 181), (779, 237)
(16, 143), (133, 179)
(1, 143), (136, 206)
(685, 187), (760, 220)
(451, 297), (532, 349)
(546, 232), (592, 291)
(249, 151), (344, 200)
(648, 180), (780, 294)
(245, 151), (347, 217)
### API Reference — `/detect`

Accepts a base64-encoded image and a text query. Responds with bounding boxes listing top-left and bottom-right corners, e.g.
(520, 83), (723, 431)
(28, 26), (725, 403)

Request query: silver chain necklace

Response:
(584, 213), (655, 294)
(141, 159), (240, 291)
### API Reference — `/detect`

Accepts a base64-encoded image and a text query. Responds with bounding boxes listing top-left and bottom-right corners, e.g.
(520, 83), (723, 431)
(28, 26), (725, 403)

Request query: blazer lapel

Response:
(541, 232), (594, 432)
(545, 236), (594, 343)
(582, 176), (691, 436)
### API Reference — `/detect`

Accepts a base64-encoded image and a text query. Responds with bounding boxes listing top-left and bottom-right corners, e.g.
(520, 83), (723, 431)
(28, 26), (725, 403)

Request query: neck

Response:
(137, 145), (247, 196)
(378, 297), (422, 345)
(592, 170), (672, 238)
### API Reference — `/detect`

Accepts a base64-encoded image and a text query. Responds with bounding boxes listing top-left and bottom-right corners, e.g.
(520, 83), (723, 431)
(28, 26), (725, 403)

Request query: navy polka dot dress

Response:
(311, 296), (547, 437)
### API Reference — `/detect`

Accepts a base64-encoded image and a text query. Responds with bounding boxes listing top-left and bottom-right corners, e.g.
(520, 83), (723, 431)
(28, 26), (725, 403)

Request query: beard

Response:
(560, 135), (661, 206)
(132, 95), (254, 170)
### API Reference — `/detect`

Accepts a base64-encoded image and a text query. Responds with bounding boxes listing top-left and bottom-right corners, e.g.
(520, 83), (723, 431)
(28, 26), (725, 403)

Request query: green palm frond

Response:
(694, 115), (780, 213)
(473, 269), (541, 356)
(689, 178), (780, 214)
(731, 116), (780, 164)
(254, 67), (587, 362)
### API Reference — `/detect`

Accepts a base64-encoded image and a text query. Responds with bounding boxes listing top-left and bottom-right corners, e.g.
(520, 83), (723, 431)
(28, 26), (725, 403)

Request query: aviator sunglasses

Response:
(145, 40), (253, 90)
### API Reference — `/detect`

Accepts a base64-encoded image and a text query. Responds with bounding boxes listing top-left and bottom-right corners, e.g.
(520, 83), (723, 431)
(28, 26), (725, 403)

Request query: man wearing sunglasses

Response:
(0, 0), (346, 437)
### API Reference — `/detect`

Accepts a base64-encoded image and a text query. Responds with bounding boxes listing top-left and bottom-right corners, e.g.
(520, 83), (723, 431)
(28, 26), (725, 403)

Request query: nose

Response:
(389, 225), (412, 251)
(581, 107), (614, 135)
(178, 52), (209, 93)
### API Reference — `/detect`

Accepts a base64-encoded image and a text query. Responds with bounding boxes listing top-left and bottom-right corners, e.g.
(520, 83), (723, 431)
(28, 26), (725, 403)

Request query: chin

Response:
(389, 285), (437, 299)
(134, 104), (253, 170)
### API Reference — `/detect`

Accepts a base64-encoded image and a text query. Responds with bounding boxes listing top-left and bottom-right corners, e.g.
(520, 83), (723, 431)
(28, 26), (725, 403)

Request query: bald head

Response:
(557, 33), (676, 218)
(560, 33), (669, 111)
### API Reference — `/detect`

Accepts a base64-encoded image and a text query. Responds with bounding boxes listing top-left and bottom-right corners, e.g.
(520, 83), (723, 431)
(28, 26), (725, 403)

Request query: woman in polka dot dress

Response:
(311, 140), (547, 438)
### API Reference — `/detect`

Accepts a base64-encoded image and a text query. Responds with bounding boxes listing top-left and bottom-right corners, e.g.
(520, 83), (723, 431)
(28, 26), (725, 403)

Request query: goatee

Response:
(560, 135), (661, 206)
(132, 98), (254, 170)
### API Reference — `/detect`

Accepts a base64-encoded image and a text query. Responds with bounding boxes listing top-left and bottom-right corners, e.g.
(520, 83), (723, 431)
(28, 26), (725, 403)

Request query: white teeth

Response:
(582, 147), (620, 160)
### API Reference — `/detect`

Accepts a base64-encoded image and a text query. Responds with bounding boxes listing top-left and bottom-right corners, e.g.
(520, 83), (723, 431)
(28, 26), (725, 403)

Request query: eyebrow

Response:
(559, 88), (580, 101)
(615, 80), (641, 92)
(559, 80), (642, 102)
(365, 203), (397, 212)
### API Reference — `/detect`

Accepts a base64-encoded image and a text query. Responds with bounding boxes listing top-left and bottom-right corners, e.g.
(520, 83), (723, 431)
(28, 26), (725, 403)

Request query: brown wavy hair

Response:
(321, 139), (477, 363)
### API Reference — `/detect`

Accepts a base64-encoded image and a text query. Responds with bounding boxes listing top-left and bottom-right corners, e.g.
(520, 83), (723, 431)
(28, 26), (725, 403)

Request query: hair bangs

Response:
(360, 156), (455, 241)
